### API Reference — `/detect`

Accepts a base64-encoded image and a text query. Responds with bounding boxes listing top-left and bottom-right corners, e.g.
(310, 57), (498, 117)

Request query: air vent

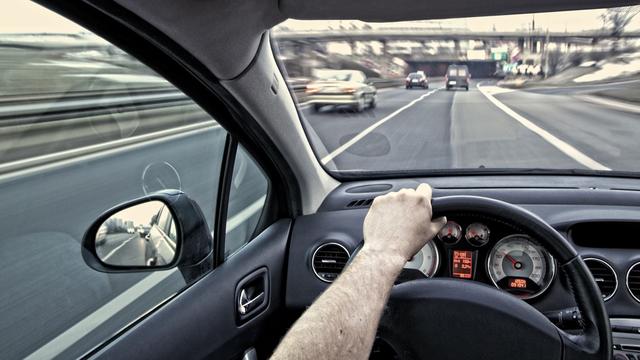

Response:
(346, 198), (373, 208)
(584, 258), (617, 301)
(627, 262), (640, 303)
(312, 243), (350, 282)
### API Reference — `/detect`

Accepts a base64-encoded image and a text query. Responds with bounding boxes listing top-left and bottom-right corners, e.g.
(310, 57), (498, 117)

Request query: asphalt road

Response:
(96, 233), (147, 266)
(302, 79), (639, 173)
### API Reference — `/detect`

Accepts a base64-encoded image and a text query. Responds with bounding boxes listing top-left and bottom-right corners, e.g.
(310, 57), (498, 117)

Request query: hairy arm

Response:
(271, 184), (446, 360)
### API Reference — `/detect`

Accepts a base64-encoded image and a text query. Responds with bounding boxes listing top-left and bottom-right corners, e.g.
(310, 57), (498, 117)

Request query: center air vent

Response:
(627, 262), (640, 303)
(312, 243), (350, 283)
(346, 198), (373, 208)
(584, 258), (617, 301)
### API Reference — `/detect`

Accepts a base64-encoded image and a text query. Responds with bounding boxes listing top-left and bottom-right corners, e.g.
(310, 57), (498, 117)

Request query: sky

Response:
(0, 0), (638, 33)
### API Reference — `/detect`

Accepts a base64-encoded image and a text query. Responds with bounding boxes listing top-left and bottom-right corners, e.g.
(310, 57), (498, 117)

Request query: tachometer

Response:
(487, 235), (555, 299)
(437, 221), (462, 245)
(405, 239), (440, 277)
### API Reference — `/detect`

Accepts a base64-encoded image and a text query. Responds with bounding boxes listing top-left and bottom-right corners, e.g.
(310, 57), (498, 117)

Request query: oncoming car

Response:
(305, 70), (377, 112)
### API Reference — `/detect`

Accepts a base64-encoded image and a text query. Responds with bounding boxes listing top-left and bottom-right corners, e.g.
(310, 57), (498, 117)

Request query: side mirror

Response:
(82, 190), (213, 283)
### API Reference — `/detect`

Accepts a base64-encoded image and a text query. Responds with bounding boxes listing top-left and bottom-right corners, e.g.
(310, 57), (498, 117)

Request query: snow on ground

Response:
(574, 52), (640, 83)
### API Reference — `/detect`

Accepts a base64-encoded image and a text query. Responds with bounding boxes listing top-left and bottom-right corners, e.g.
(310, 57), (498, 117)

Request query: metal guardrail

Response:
(0, 88), (215, 175)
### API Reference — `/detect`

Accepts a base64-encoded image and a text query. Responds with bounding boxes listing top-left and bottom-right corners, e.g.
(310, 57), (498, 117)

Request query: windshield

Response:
(273, 7), (640, 176)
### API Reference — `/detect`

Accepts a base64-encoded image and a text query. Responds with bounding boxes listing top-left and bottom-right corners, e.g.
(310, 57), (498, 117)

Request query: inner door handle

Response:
(235, 267), (269, 324)
(238, 289), (265, 315)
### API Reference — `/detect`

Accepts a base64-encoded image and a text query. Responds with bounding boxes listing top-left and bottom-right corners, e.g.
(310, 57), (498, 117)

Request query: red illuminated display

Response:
(509, 278), (528, 289)
(452, 250), (473, 279)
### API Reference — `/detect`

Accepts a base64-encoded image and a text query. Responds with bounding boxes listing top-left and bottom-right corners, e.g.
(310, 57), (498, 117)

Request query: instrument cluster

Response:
(402, 217), (556, 300)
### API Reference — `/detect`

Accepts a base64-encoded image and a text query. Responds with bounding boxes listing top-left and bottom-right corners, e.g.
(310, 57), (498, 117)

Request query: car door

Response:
(1, 1), (296, 359)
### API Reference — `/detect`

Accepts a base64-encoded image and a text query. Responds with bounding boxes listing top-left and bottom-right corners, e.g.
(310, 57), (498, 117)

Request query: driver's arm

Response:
(271, 183), (446, 360)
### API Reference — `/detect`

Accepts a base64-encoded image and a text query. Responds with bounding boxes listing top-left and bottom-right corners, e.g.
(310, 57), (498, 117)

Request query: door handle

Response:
(235, 267), (269, 324)
(238, 289), (265, 315)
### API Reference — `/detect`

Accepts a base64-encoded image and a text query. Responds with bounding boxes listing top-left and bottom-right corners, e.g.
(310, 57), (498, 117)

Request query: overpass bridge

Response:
(273, 28), (640, 43)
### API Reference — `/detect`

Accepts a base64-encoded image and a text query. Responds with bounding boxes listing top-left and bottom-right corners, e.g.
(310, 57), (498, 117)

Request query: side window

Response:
(157, 206), (172, 232)
(0, 3), (226, 359)
(168, 219), (177, 242)
(225, 145), (269, 258)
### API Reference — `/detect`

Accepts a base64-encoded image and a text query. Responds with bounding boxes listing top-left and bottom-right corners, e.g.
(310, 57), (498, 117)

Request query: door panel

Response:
(90, 219), (292, 359)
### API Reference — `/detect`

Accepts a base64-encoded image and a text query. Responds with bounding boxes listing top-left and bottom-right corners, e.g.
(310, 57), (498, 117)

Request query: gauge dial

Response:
(404, 239), (440, 277)
(465, 222), (490, 247)
(487, 235), (555, 299)
(437, 221), (462, 245)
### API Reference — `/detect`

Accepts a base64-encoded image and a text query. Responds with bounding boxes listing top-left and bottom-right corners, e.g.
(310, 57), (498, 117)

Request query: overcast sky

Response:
(0, 0), (638, 33)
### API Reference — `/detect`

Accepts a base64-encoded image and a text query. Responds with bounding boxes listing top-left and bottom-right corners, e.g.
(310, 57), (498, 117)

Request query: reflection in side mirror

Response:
(94, 200), (178, 267)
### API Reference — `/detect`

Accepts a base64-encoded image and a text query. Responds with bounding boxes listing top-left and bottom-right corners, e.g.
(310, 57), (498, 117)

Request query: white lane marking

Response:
(320, 89), (439, 165)
(481, 86), (515, 96)
(575, 94), (640, 114)
(226, 195), (267, 232)
(24, 270), (178, 360)
(25, 196), (268, 359)
(103, 235), (137, 261)
(477, 83), (610, 171)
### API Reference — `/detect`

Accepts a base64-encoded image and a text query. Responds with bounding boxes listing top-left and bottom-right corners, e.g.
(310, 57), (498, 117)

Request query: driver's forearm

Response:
(271, 248), (405, 360)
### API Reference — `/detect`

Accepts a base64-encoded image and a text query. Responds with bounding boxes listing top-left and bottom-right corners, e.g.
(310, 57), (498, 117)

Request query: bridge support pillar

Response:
(379, 39), (388, 56)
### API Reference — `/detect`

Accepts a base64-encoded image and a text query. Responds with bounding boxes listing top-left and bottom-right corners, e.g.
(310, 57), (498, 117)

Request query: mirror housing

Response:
(82, 190), (213, 283)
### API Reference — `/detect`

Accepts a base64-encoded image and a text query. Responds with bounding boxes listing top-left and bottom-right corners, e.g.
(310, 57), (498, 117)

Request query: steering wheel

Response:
(377, 196), (611, 360)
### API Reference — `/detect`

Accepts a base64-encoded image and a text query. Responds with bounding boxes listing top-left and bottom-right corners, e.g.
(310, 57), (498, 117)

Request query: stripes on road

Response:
(23, 271), (178, 360)
(24, 194), (268, 360)
(320, 88), (439, 165)
(477, 84), (611, 171)
(575, 94), (640, 115)
(103, 235), (137, 262)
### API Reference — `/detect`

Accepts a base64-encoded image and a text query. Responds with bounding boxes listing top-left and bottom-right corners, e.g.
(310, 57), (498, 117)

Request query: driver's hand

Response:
(363, 183), (447, 261)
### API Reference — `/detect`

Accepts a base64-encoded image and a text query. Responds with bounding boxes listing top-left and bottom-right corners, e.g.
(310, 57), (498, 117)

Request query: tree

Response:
(601, 6), (640, 37)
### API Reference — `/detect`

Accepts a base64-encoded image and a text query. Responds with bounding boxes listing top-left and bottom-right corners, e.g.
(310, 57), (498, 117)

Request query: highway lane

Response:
(96, 233), (148, 266)
(495, 87), (640, 172)
(304, 80), (637, 173)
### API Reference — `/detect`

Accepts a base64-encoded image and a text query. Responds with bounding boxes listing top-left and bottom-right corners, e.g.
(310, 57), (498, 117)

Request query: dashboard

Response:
(400, 216), (556, 300)
(285, 175), (640, 359)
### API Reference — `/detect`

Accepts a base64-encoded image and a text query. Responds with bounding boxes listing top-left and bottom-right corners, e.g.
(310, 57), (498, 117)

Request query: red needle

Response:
(504, 253), (518, 265)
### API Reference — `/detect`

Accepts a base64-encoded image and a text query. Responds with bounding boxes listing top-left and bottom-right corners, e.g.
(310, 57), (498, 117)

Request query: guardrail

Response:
(0, 88), (216, 175)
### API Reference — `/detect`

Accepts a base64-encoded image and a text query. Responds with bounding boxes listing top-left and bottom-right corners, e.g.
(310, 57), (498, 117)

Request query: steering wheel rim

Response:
(377, 195), (611, 360)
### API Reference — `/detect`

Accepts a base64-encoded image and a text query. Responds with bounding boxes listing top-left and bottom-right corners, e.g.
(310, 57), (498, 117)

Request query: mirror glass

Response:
(95, 200), (178, 267)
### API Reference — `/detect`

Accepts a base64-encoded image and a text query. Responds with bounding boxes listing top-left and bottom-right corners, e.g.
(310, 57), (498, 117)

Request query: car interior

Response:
(3, 0), (640, 359)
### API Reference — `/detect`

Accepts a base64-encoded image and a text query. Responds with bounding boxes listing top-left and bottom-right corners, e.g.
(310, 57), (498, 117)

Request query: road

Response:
(96, 233), (148, 266)
(302, 79), (639, 173)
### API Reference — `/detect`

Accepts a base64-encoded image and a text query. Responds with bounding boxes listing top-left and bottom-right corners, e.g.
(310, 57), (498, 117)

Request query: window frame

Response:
(35, 0), (299, 259)
(25, 0), (299, 356)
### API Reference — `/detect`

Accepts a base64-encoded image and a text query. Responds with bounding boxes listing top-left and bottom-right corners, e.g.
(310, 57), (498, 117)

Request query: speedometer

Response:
(487, 235), (555, 299)
(404, 239), (440, 277)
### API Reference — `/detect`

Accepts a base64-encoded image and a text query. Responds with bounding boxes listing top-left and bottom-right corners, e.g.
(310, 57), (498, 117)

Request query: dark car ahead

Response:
(405, 72), (429, 89)
(445, 65), (470, 91)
